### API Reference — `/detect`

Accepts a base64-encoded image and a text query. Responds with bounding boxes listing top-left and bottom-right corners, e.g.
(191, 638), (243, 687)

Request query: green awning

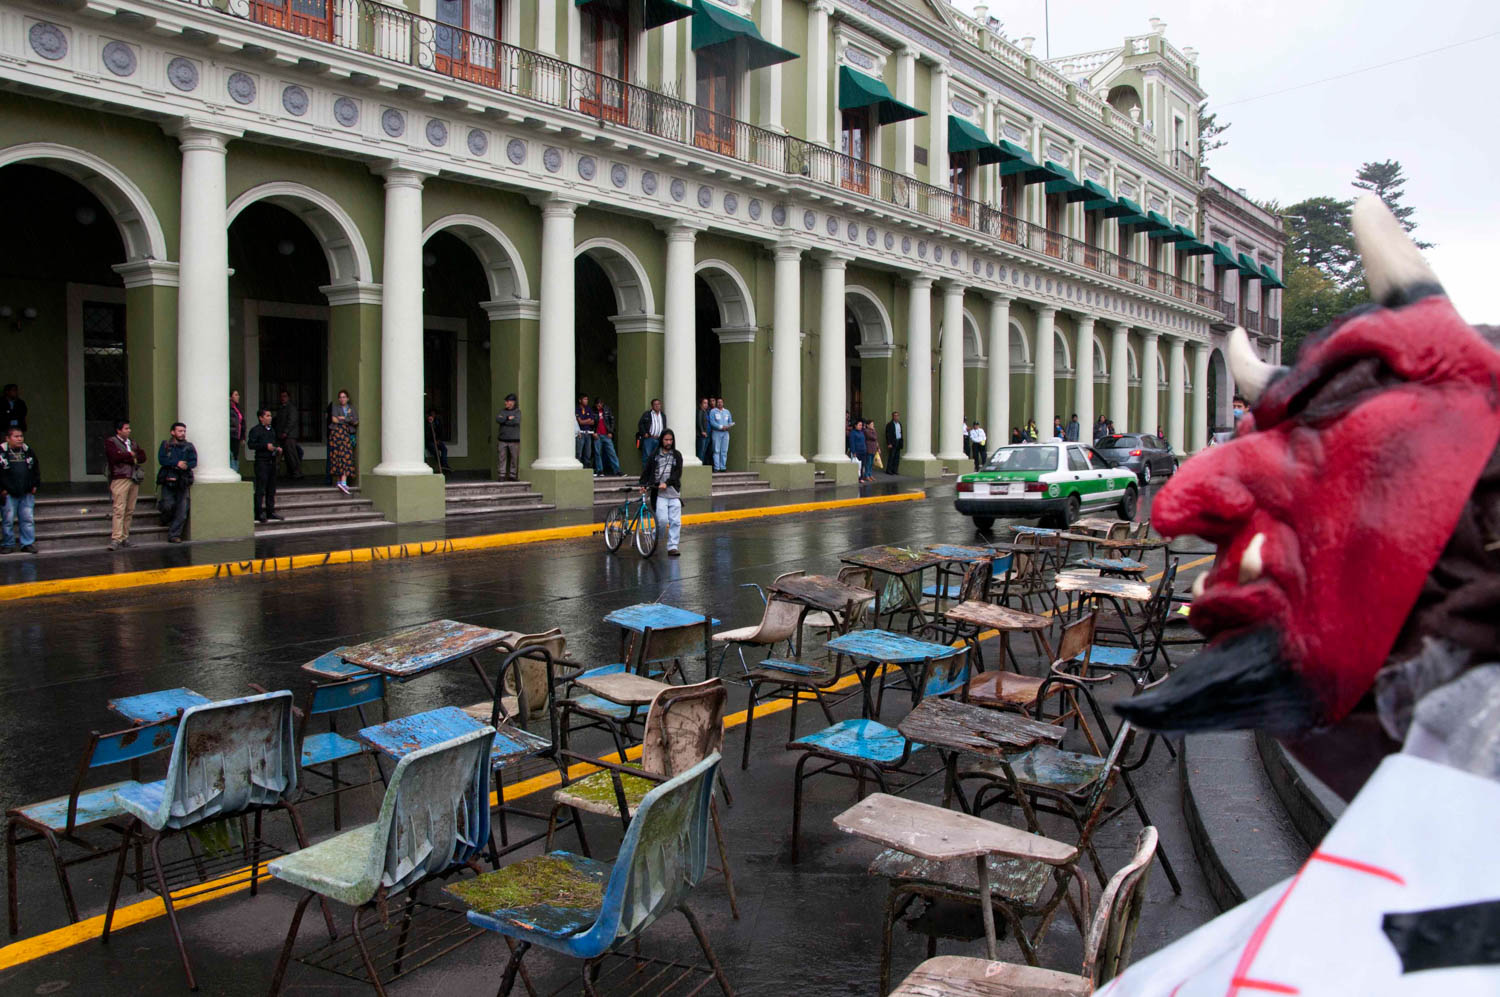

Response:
(994, 140), (1040, 174)
(1017, 158), (1073, 187)
(1237, 252), (1263, 277)
(1179, 239), (1216, 256)
(1173, 224), (1197, 241)
(1143, 210), (1178, 238)
(1083, 181), (1134, 218)
(1258, 263), (1286, 289)
(838, 66), (923, 124)
(948, 115), (1011, 165)
(691, 0), (797, 69)
(1043, 163), (1092, 203)
(1211, 241), (1239, 269)
(1115, 196), (1150, 227)
(576, 0), (693, 31)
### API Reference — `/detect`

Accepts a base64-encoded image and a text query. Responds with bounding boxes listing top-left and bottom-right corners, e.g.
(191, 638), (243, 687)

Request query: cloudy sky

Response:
(951, 1), (1498, 323)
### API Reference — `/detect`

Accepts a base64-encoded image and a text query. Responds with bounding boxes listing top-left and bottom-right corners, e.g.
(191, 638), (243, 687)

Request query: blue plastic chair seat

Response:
(301, 731), (365, 769)
(565, 694), (642, 721)
(755, 658), (828, 678)
(1082, 645), (1140, 667)
(458, 851), (609, 940)
(492, 725), (551, 767)
(791, 719), (921, 764)
(15, 780), (140, 831)
(920, 583), (962, 599)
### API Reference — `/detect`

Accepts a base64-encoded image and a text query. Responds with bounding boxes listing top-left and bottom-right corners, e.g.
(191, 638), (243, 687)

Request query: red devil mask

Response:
(1118, 198), (1500, 734)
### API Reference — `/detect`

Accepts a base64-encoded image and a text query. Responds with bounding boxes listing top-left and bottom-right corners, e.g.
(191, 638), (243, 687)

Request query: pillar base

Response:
(815, 458), (860, 486)
(528, 465), (596, 510)
(679, 464), (712, 500)
(363, 472), (446, 523)
(761, 460), (816, 491)
(900, 457), (946, 480)
(186, 479), (254, 541)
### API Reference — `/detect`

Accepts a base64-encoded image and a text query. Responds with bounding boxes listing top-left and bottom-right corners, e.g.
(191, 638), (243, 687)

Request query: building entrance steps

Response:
(591, 471), (772, 504)
(443, 479), (555, 518)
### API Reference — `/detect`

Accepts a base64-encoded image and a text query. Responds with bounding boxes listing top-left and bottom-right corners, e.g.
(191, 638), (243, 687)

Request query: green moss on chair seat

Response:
(553, 766), (658, 817)
(447, 854), (607, 913)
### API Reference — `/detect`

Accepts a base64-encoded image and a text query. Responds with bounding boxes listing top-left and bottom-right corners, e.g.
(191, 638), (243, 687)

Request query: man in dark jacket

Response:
(592, 398), (620, 476)
(247, 408), (284, 524)
(695, 397), (711, 465)
(272, 389), (302, 479)
(575, 393), (596, 469)
(496, 393), (521, 481)
(636, 398), (665, 465)
(884, 411), (903, 475)
(0, 427), (39, 553)
(104, 419), (147, 550)
(2, 384), (26, 433)
(156, 422), (197, 543)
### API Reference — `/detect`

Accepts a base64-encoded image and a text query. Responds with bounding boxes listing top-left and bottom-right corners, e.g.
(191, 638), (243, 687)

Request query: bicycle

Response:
(603, 489), (659, 557)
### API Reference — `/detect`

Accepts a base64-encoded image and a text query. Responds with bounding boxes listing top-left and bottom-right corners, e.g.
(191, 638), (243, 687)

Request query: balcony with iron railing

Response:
(182, 0), (1218, 312)
(1263, 315), (1280, 339)
(1243, 309), (1261, 333)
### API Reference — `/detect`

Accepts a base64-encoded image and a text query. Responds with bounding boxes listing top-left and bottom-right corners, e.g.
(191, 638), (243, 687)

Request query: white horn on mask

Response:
(1228, 327), (1283, 405)
(1352, 194), (1442, 307)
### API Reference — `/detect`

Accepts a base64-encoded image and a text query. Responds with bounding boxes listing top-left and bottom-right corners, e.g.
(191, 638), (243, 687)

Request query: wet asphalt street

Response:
(0, 483), (1220, 996)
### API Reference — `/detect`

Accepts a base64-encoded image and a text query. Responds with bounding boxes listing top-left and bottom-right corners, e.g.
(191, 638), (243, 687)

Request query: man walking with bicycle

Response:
(637, 427), (683, 557)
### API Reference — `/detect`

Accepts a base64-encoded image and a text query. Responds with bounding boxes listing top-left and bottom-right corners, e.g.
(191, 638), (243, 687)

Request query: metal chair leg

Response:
(680, 904), (735, 996)
(5, 821), (18, 937)
(709, 800), (739, 920)
(266, 890), (315, 996)
(790, 752), (813, 864)
(279, 801), (338, 941)
(496, 938), (532, 997)
(350, 908), (389, 997)
(100, 818), (136, 943)
(150, 833), (198, 991)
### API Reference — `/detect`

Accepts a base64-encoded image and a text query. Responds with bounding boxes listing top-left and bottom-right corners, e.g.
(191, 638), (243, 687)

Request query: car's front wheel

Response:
(1118, 483), (1139, 520)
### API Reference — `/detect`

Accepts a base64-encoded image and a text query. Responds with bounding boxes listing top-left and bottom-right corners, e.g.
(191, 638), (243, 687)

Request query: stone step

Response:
(253, 510), (387, 532)
(1254, 731), (1347, 851)
(443, 480), (537, 494)
(445, 491), (553, 508)
(710, 483), (773, 497)
(444, 501), (557, 518)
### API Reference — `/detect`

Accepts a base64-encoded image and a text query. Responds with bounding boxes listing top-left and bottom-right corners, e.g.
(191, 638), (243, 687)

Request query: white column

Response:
(1033, 305), (1056, 437)
(535, 0), (556, 54)
(806, 0), (832, 146)
(1073, 314), (1095, 439)
(1109, 322), (1130, 431)
(1191, 340), (1211, 452)
(372, 167), (432, 476)
(937, 282), (966, 460)
(534, 196), (584, 469)
(663, 222), (702, 465)
(813, 253), (850, 462)
(985, 294), (1011, 444)
(929, 63), (948, 185)
(1140, 330), (1160, 439)
(174, 124), (239, 483)
(905, 275), (935, 461)
(1167, 334), (1186, 453)
(768, 243), (805, 463)
(894, 47), (916, 176)
(759, 0), (783, 130)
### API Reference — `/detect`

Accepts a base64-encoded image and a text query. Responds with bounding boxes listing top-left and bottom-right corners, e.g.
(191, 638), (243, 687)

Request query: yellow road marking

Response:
(0, 491), (925, 603)
(0, 550), (1213, 970)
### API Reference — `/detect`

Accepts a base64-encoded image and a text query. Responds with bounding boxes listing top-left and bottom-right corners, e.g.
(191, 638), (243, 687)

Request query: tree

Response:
(1279, 264), (1367, 362)
(1352, 159), (1432, 249)
(1196, 100), (1229, 170)
(1282, 196), (1359, 288)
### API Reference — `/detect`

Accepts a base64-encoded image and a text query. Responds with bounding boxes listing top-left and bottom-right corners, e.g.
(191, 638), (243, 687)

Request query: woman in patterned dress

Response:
(327, 389), (358, 495)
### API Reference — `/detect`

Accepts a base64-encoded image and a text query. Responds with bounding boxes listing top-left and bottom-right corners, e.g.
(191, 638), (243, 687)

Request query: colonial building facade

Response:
(0, 0), (1281, 537)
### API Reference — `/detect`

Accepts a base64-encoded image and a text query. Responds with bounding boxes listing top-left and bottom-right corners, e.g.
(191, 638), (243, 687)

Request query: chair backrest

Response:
(990, 553), (1013, 577)
(586, 753), (720, 948)
(504, 629), (566, 714)
(1081, 826), (1158, 984)
(144, 690), (300, 830)
(636, 621), (711, 673)
(490, 646), (561, 753)
(956, 559), (993, 604)
(1054, 612), (1099, 667)
(919, 649), (971, 699)
(836, 565), (872, 590)
(1133, 521), (1151, 540)
(68, 718), (179, 832)
(772, 569), (806, 587)
(640, 679), (726, 779)
(358, 724), (494, 902)
(1106, 521), (1131, 540)
(1079, 721), (1136, 831)
(755, 597), (806, 644)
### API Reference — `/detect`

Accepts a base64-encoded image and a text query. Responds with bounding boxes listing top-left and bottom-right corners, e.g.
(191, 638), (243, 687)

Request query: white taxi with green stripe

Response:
(954, 441), (1139, 529)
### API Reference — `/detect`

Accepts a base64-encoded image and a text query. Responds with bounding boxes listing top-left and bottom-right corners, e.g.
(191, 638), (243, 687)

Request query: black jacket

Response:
(636, 409), (664, 443)
(885, 420), (902, 447)
(637, 447), (683, 501)
(0, 443), (39, 495)
(247, 423), (279, 462)
(2, 397), (26, 432)
(273, 402), (299, 439)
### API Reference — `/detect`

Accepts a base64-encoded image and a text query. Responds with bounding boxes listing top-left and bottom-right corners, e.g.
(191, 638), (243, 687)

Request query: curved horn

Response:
(1228, 326), (1283, 404)
(1352, 194), (1442, 308)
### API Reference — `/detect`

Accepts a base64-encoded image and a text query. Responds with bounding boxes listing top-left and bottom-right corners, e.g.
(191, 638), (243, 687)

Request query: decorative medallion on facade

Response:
(1023, 274), (1031, 288)
(611, 164), (629, 188)
(865, 228), (876, 246)
(917, 241), (927, 259)
(168, 56), (199, 92)
(803, 210), (816, 230)
(884, 232), (894, 250)
(543, 147), (562, 172)
(847, 222), (858, 241)
(281, 84), (309, 116)
(972, 260), (981, 275)
(1046, 279), (1054, 293)
(826, 217), (839, 236)
(505, 138), (525, 164)
(951, 249), (960, 265)
(950, 97), (975, 118)
(577, 155), (597, 180)
(425, 119), (448, 147)
(901, 236), (911, 254)
(723, 192), (738, 214)
(986, 262), (994, 278)
(641, 171), (658, 194)
(697, 185), (713, 208)
(933, 244), (943, 261)
(671, 178), (687, 201)
(1148, 197), (1165, 212)
(227, 72), (256, 105)
(747, 198), (761, 220)
(1011, 269), (1020, 283)
(28, 22), (67, 61)
(771, 204), (786, 225)
(381, 108), (405, 137)
(468, 129), (489, 156)
(102, 41), (136, 77)
(333, 96), (359, 127)
(1046, 143), (1067, 162)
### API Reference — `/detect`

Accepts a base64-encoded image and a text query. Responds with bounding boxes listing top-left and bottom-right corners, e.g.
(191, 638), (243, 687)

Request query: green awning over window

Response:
(1211, 241), (1239, 269)
(838, 66), (924, 124)
(1082, 181), (1132, 218)
(1043, 163), (1092, 203)
(1115, 196), (1150, 227)
(1173, 224), (1196, 241)
(578, 0), (693, 30)
(1179, 238), (1216, 256)
(1017, 158), (1072, 188)
(948, 115), (1013, 164)
(1259, 263), (1286, 289)
(994, 140), (1040, 174)
(1237, 252), (1263, 277)
(691, 0), (797, 70)
(1143, 210), (1178, 238)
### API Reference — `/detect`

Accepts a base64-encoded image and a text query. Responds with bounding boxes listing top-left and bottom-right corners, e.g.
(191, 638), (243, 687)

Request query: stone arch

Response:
(574, 238), (655, 316)
(1092, 333), (1109, 382)
(845, 285), (893, 348)
(1008, 321), (1031, 369)
(962, 308), (984, 362)
(695, 259), (756, 329)
(1127, 341), (1141, 384)
(1053, 329), (1072, 373)
(0, 142), (168, 262)
(1155, 352), (1167, 388)
(227, 181), (374, 284)
(422, 214), (531, 300)
(1210, 346), (1230, 427)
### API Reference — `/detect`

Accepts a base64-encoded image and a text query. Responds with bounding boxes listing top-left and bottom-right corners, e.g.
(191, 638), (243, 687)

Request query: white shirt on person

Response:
(970, 427), (987, 446)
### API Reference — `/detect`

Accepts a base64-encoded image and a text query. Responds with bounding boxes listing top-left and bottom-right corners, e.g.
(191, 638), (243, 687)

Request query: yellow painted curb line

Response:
(0, 490), (926, 604)
(0, 551), (1212, 970)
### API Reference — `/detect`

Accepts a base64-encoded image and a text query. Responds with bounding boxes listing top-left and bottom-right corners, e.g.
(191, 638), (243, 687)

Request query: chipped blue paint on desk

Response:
(357, 706), (489, 760)
(924, 544), (994, 561)
(603, 603), (719, 633)
(825, 630), (964, 664)
(107, 688), (210, 724)
(1010, 525), (1060, 537)
(300, 647), (370, 680)
(341, 620), (514, 678)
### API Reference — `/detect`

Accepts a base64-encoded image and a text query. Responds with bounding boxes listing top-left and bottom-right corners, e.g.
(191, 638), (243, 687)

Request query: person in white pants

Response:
(637, 428), (684, 556)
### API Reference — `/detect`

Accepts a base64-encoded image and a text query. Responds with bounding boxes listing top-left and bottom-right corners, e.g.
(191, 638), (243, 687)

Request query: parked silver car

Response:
(1094, 433), (1178, 484)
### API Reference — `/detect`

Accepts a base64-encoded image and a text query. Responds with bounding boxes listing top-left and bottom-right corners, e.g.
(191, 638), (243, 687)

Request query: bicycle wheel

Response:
(603, 504), (627, 552)
(634, 504), (659, 557)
